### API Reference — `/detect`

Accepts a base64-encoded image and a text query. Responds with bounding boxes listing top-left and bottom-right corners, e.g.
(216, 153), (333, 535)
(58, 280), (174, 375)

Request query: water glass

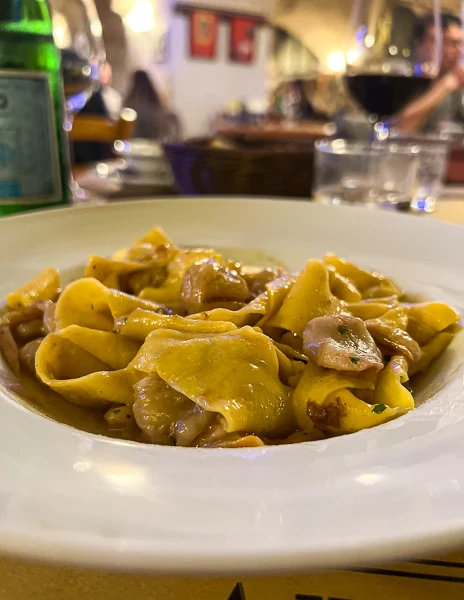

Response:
(314, 139), (448, 213)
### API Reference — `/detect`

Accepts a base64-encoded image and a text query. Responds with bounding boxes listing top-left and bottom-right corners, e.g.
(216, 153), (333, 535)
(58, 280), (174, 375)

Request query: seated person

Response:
(396, 12), (464, 133)
(124, 70), (182, 142)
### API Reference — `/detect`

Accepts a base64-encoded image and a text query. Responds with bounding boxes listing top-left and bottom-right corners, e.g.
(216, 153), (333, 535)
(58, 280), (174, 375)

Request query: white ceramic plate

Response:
(1, 198), (464, 575)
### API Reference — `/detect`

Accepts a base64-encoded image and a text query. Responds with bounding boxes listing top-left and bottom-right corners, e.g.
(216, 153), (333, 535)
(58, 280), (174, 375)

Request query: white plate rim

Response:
(0, 198), (463, 575)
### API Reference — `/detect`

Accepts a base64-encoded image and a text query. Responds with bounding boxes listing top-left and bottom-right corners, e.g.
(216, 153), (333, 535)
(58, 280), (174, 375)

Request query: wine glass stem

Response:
(64, 109), (88, 203)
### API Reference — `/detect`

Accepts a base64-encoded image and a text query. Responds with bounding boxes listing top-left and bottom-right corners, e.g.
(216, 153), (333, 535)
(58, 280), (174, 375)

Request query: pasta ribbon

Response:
(7, 268), (60, 310)
(55, 278), (165, 331)
(116, 308), (237, 340)
(328, 266), (362, 302)
(129, 326), (295, 438)
(409, 332), (454, 376)
(346, 297), (398, 320)
(291, 360), (377, 431)
(407, 302), (460, 345)
(324, 254), (400, 296)
(36, 325), (142, 407)
(266, 260), (339, 336)
(188, 273), (296, 328)
(374, 356), (414, 410)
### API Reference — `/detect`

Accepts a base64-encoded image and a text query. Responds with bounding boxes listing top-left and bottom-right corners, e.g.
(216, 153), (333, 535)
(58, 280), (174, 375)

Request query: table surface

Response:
(216, 121), (335, 141)
(0, 199), (463, 599)
(434, 198), (464, 224)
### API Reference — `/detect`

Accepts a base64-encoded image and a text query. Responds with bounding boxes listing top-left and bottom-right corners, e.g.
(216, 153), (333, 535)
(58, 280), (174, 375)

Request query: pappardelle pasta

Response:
(0, 226), (460, 448)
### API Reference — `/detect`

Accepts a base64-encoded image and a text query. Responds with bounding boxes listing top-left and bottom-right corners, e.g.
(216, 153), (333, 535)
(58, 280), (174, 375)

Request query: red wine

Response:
(345, 74), (432, 119)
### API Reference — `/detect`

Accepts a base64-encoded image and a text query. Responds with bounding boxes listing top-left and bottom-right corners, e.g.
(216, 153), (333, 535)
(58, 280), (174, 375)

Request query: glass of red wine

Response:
(344, 0), (441, 139)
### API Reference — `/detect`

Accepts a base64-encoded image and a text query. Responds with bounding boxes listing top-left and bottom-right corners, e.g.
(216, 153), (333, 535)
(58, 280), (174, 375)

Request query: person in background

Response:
(395, 12), (464, 133)
(72, 63), (122, 164)
(293, 80), (314, 120)
(272, 79), (320, 122)
(124, 70), (182, 141)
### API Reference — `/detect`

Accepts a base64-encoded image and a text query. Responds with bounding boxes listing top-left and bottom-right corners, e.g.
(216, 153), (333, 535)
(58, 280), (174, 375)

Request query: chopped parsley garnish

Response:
(113, 409), (121, 414)
(349, 356), (359, 365)
(372, 404), (387, 414)
(338, 325), (348, 335)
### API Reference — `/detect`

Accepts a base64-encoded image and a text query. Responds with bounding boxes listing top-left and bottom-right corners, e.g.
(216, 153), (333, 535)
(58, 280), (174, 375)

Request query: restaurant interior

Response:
(54, 0), (464, 214)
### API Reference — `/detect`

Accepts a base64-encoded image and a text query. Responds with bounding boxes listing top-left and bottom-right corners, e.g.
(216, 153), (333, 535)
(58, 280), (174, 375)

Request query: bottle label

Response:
(0, 70), (62, 205)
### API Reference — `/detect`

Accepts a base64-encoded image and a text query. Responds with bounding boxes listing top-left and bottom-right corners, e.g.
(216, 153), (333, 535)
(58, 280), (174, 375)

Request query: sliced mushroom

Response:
(133, 376), (192, 445)
(127, 268), (167, 295)
(172, 403), (218, 447)
(14, 319), (45, 343)
(366, 320), (421, 362)
(0, 324), (20, 376)
(1, 301), (45, 328)
(303, 315), (384, 372)
(181, 259), (251, 315)
(18, 338), (45, 374)
(243, 266), (288, 298)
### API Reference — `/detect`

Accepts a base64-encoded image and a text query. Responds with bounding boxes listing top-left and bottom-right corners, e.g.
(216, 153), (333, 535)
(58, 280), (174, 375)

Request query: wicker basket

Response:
(163, 137), (315, 198)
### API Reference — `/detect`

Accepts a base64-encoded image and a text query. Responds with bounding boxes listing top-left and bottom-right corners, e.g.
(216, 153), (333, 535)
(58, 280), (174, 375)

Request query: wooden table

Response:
(216, 121), (335, 142)
(434, 198), (464, 225)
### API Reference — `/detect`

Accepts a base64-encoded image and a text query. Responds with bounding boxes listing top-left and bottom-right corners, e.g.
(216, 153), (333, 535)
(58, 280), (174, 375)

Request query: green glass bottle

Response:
(0, 0), (70, 217)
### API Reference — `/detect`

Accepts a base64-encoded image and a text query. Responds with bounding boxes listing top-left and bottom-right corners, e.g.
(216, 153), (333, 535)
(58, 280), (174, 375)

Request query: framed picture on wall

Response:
(190, 10), (218, 59)
(229, 17), (257, 64)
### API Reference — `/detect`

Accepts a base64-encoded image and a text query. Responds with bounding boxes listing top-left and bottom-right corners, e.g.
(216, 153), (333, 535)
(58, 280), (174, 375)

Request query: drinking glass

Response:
(314, 139), (448, 213)
(48, 0), (105, 200)
(344, 0), (441, 139)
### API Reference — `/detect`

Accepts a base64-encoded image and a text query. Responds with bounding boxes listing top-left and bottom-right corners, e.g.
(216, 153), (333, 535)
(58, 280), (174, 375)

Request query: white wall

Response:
(170, 14), (272, 138)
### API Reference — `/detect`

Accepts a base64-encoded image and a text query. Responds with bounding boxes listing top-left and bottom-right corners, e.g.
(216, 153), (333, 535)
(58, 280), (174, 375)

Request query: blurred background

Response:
(6, 0), (464, 211)
(88, 0), (463, 135)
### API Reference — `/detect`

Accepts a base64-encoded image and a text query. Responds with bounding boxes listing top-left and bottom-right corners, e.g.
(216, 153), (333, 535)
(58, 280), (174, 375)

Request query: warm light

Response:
(125, 0), (155, 33)
(327, 52), (346, 73)
(356, 473), (386, 486)
(347, 50), (359, 65)
(52, 12), (71, 49)
(365, 34), (375, 48)
(100, 463), (147, 492)
(403, 48), (411, 58)
(121, 108), (137, 122)
(389, 45), (398, 56)
(90, 19), (103, 39)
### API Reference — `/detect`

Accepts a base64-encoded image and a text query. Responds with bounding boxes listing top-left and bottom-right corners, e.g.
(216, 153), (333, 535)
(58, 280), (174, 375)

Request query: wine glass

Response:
(48, 0), (105, 200)
(344, 0), (441, 139)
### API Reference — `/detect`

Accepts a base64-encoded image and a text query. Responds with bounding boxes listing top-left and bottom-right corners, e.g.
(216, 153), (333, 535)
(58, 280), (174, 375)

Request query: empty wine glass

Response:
(344, 0), (441, 139)
(49, 0), (105, 200)
(50, 0), (104, 121)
